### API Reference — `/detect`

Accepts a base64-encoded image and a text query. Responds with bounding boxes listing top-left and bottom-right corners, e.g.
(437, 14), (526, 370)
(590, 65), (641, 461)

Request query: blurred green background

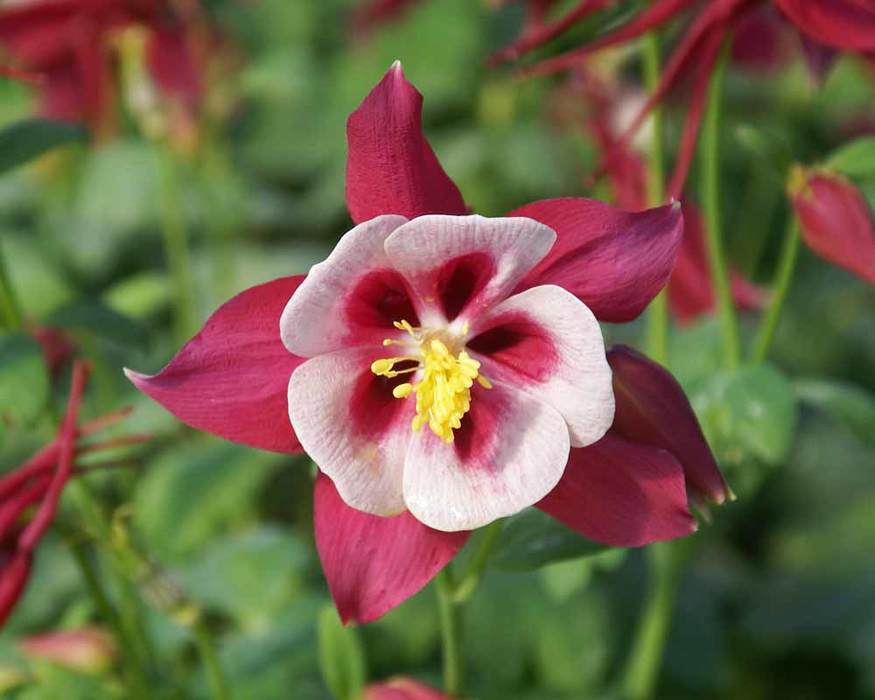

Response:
(2, 0), (875, 698)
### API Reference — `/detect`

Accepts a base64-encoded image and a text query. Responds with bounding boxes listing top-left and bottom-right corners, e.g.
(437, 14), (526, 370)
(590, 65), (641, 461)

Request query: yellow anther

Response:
(393, 383), (413, 398)
(370, 358), (394, 375)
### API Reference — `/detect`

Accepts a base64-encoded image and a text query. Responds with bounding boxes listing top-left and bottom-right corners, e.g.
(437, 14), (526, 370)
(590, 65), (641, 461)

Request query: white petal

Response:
(402, 381), (570, 531)
(281, 215), (408, 357)
(469, 284), (614, 448)
(383, 215), (556, 324)
(288, 347), (412, 515)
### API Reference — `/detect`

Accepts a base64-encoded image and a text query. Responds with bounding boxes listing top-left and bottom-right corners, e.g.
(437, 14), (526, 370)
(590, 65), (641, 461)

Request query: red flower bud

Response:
(362, 678), (450, 700)
(19, 627), (117, 673)
(789, 166), (875, 286)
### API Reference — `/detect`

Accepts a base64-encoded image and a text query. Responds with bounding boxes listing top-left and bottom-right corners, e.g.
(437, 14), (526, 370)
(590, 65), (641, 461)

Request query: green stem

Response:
(193, 619), (230, 700)
(750, 217), (800, 363)
(156, 146), (197, 343)
(641, 30), (669, 365)
(0, 240), (23, 330)
(436, 569), (463, 697)
(622, 539), (694, 700)
(66, 539), (151, 700)
(453, 520), (503, 603)
(70, 480), (157, 677)
(701, 40), (740, 370)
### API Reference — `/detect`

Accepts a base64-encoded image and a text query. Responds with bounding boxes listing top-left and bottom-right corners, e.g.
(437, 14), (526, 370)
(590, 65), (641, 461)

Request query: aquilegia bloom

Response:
(128, 63), (726, 623)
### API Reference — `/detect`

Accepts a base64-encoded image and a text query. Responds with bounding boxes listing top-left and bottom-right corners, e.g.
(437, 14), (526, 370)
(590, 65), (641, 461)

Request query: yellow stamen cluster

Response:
(370, 321), (492, 443)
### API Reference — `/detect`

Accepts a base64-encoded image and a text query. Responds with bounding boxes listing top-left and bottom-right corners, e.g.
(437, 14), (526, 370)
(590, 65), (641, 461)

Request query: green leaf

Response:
(795, 378), (875, 447)
(490, 509), (609, 571)
(0, 333), (49, 436)
(693, 364), (798, 467)
(47, 299), (147, 348)
(826, 136), (875, 179)
(316, 605), (365, 700)
(0, 119), (86, 174)
(133, 441), (287, 561)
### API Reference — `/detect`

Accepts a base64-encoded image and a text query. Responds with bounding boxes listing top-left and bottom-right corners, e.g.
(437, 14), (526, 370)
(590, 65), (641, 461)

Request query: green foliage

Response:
(0, 119), (85, 174)
(317, 606), (366, 700)
(827, 136), (875, 179)
(0, 333), (49, 437)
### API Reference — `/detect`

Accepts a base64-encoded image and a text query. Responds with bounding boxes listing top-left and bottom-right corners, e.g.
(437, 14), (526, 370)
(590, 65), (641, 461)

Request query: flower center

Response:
(370, 320), (492, 443)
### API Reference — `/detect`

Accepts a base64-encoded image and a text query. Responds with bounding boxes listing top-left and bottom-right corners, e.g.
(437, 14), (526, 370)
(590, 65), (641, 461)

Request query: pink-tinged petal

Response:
(280, 216), (411, 357)
(510, 198), (683, 322)
(345, 62), (467, 223)
(775, 0), (875, 52)
(520, 0), (699, 77)
(790, 167), (875, 286)
(289, 347), (414, 515)
(363, 678), (451, 700)
(608, 345), (730, 505)
(19, 628), (116, 673)
(314, 474), (467, 625)
(402, 381), (570, 531)
(469, 284), (613, 447)
(126, 277), (306, 454)
(668, 202), (764, 324)
(384, 215), (556, 322)
(537, 432), (695, 547)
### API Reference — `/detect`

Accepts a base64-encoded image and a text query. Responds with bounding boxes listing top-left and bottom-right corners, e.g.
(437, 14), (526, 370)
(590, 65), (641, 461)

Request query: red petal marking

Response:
(467, 311), (559, 384)
(435, 252), (495, 321)
(668, 202), (764, 323)
(345, 269), (421, 330)
(348, 366), (417, 442)
(509, 198), (683, 322)
(537, 432), (695, 547)
(520, 0), (700, 78)
(313, 474), (467, 624)
(345, 62), (466, 224)
(791, 169), (875, 286)
(126, 276), (306, 454)
(608, 345), (730, 505)
(451, 383), (506, 466)
(774, 0), (875, 52)
(488, 0), (613, 66)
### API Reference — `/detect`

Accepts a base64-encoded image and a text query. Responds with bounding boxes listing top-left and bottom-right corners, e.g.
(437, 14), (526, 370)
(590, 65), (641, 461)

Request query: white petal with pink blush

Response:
(281, 214), (615, 531)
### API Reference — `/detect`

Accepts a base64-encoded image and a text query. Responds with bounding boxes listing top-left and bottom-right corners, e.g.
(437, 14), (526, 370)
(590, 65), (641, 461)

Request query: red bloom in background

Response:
(494, 0), (875, 197)
(560, 68), (762, 323)
(0, 363), (146, 628)
(127, 63), (727, 624)
(789, 166), (875, 286)
(363, 678), (450, 700)
(0, 0), (203, 134)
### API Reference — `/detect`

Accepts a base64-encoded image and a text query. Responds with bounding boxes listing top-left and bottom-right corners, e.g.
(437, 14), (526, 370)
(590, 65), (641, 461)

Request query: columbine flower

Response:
(789, 166), (875, 286)
(363, 678), (449, 700)
(0, 362), (145, 628)
(19, 627), (116, 674)
(0, 0), (203, 136)
(128, 63), (724, 623)
(494, 0), (875, 197)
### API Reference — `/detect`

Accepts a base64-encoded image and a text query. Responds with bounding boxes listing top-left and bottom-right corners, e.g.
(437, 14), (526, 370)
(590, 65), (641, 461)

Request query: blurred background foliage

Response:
(1, 0), (875, 698)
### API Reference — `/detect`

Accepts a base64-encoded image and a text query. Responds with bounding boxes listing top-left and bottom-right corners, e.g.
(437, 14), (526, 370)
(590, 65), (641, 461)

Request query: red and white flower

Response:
(128, 63), (725, 623)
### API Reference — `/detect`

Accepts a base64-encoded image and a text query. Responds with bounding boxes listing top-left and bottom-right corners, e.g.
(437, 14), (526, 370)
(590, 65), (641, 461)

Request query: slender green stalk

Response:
(155, 146), (197, 343)
(67, 539), (150, 700)
(641, 31), (669, 365)
(453, 520), (503, 603)
(751, 217), (800, 363)
(622, 539), (694, 700)
(701, 40), (740, 369)
(0, 240), (23, 330)
(436, 569), (463, 696)
(193, 619), (230, 700)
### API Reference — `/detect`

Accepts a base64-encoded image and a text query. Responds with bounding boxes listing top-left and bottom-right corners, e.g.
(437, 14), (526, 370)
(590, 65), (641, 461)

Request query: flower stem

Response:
(453, 520), (503, 603)
(193, 618), (230, 700)
(0, 239), (23, 330)
(701, 39), (740, 370)
(750, 216), (800, 363)
(436, 569), (463, 696)
(641, 29), (669, 365)
(621, 539), (693, 700)
(66, 539), (151, 700)
(155, 145), (197, 343)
